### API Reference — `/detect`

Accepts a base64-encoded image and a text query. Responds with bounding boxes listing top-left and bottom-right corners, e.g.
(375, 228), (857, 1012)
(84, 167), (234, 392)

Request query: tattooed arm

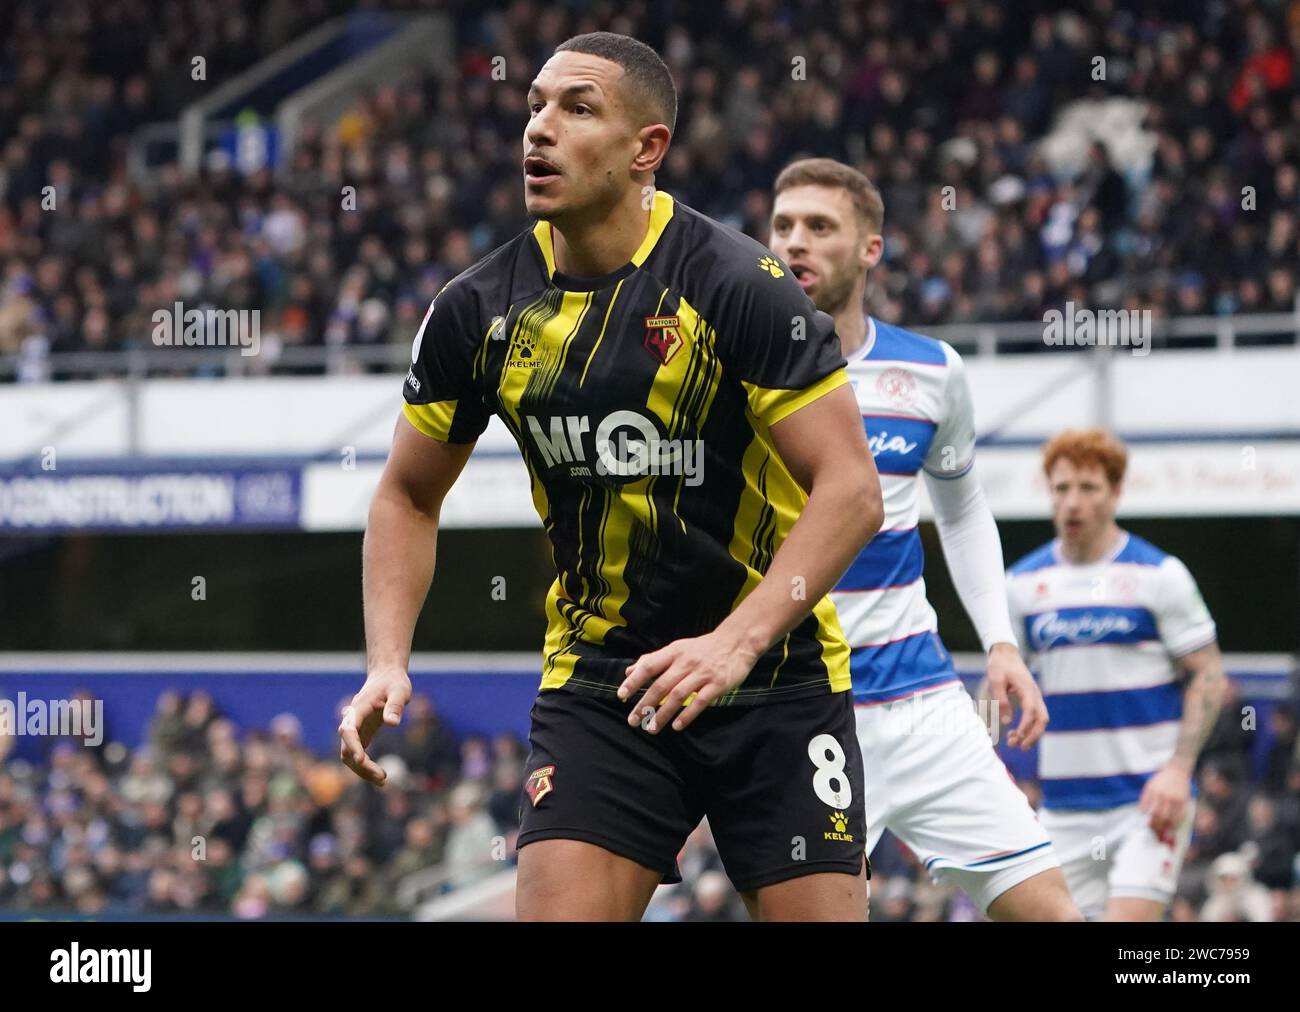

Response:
(1140, 643), (1226, 843)
(1172, 644), (1228, 769)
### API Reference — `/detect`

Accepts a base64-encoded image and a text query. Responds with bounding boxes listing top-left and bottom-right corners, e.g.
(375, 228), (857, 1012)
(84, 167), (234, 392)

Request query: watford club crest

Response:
(643, 315), (682, 365)
(525, 765), (555, 807)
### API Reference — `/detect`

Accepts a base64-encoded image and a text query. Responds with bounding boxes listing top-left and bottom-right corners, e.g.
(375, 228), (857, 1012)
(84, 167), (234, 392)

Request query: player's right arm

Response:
(341, 278), (491, 785)
(340, 420), (476, 786)
(923, 344), (1045, 747)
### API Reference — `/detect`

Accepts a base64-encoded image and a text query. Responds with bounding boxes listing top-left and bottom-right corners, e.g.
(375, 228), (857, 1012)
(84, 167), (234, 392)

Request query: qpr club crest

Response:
(1109, 571), (1139, 600)
(643, 315), (682, 365)
(875, 367), (917, 410)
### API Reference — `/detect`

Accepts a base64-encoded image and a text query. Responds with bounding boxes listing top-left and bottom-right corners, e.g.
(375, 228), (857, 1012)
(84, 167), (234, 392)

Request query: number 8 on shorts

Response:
(809, 733), (852, 809)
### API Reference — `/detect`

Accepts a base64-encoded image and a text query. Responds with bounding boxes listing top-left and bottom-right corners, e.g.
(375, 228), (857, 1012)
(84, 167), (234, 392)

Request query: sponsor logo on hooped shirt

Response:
(1030, 610), (1138, 649)
(867, 430), (919, 458)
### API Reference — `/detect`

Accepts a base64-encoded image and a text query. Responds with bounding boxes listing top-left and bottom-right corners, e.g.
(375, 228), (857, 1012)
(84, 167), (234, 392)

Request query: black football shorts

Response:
(516, 687), (867, 893)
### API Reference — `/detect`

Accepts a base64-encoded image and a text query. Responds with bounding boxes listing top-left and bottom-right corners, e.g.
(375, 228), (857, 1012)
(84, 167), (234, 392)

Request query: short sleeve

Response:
(1155, 556), (1217, 657)
(923, 343), (976, 478)
(401, 279), (492, 443)
(720, 257), (848, 427)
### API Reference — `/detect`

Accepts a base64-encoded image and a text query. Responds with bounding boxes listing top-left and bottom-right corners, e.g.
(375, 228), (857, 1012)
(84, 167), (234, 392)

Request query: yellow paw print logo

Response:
(757, 255), (785, 278)
(829, 811), (848, 833)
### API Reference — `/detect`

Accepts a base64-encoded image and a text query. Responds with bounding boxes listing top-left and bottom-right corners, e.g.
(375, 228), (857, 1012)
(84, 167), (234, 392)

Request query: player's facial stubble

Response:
(524, 53), (642, 227)
(770, 187), (869, 316)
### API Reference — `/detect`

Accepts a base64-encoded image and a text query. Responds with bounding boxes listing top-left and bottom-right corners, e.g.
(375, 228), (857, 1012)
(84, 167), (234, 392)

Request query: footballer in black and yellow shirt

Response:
(345, 32), (882, 919)
(404, 189), (854, 704)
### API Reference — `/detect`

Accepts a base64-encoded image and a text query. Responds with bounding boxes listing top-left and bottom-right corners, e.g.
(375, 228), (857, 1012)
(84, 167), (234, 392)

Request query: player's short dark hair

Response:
(774, 158), (885, 236)
(555, 32), (677, 133)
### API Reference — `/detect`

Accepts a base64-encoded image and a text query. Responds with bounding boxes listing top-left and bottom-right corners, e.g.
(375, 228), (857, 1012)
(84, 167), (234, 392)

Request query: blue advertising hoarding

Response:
(0, 464), (301, 532)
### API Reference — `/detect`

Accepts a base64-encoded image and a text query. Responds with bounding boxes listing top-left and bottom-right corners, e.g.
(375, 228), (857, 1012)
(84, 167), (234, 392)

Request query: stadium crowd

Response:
(0, 689), (525, 918)
(0, 686), (1297, 921)
(3, 0), (1300, 375)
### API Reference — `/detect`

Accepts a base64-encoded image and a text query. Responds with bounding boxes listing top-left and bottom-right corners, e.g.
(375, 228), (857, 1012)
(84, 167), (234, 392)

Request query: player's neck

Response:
(550, 191), (651, 277)
(834, 305), (869, 358)
(1059, 523), (1124, 565)
(829, 277), (870, 357)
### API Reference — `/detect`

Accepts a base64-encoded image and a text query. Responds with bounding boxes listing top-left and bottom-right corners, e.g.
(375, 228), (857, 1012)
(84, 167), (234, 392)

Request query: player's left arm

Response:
(620, 381), (882, 731)
(1140, 557), (1225, 842)
(620, 262), (882, 732)
(1141, 642), (1226, 842)
(923, 343), (1046, 748)
(732, 380), (884, 649)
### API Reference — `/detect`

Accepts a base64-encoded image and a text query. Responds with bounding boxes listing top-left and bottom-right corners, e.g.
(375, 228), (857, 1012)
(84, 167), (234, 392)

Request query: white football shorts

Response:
(855, 682), (1058, 913)
(1039, 799), (1195, 919)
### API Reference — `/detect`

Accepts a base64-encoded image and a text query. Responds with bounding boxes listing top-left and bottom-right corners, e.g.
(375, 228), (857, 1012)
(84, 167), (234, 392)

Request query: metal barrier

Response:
(2, 311), (1297, 383)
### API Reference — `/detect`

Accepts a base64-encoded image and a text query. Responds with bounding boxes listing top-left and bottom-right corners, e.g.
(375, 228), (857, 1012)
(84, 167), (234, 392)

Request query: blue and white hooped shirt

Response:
(1006, 531), (1217, 811)
(831, 317), (977, 704)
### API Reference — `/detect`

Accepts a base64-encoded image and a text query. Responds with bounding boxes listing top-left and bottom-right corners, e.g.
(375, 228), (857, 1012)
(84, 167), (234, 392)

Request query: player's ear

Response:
(632, 123), (671, 174)
(860, 231), (883, 271)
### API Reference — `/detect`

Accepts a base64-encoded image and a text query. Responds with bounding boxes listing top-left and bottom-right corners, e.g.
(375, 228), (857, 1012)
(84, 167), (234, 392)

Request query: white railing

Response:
(2, 311), (1297, 383)
(923, 309), (1300, 357)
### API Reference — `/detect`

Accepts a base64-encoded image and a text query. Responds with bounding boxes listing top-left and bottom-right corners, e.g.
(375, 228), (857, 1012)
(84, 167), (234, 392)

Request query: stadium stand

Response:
(1, 0), (1298, 921)
(3, 0), (1300, 379)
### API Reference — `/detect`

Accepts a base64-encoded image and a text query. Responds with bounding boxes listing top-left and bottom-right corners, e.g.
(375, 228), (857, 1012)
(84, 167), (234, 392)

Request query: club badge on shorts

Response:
(525, 764), (555, 806)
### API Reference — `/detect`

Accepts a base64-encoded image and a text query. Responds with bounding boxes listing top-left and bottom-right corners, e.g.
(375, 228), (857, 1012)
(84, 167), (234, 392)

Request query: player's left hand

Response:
(1139, 761), (1191, 845)
(986, 643), (1048, 749)
(618, 631), (758, 733)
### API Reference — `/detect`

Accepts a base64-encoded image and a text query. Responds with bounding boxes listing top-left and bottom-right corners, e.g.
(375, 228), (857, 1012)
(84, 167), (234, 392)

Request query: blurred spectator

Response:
(459, 737), (492, 783)
(1264, 706), (1298, 793)
(390, 694), (459, 788)
(1187, 762), (1251, 868)
(313, 854), (386, 917)
(1199, 851), (1274, 921)
(1244, 795), (1295, 889)
(487, 759), (524, 836)
(684, 870), (745, 922)
(441, 782), (498, 891)
(1199, 680), (1253, 782)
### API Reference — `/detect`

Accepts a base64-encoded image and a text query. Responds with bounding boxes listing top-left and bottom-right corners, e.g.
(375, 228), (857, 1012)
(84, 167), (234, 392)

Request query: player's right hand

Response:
(338, 667), (412, 785)
(986, 643), (1049, 749)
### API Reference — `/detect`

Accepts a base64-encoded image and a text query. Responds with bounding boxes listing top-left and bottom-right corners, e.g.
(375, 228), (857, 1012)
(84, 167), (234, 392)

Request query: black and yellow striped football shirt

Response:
(403, 191), (851, 704)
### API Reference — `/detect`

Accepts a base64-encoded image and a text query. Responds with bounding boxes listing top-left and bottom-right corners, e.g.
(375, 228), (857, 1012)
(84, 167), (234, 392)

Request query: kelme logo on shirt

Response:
(508, 326), (543, 369)
(756, 255), (785, 278)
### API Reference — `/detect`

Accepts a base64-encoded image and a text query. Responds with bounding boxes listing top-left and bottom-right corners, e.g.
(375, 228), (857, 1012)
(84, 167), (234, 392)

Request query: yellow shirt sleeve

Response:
(741, 367), (848, 428)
